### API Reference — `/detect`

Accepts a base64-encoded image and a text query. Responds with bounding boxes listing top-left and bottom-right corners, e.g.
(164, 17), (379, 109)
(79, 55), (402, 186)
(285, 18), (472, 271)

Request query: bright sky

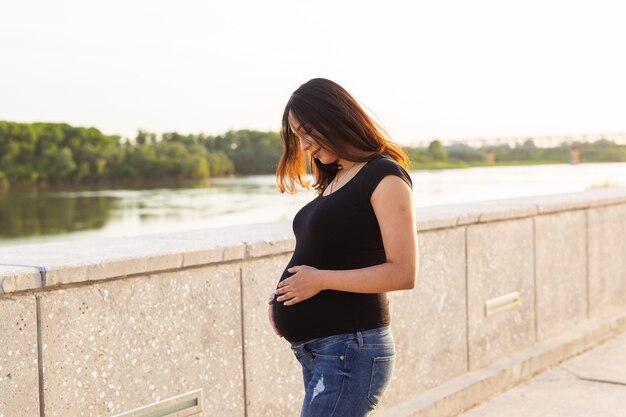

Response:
(1, 0), (625, 145)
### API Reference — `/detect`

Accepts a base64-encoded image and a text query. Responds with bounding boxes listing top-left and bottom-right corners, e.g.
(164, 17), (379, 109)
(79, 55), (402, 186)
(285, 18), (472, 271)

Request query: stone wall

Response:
(1, 188), (625, 417)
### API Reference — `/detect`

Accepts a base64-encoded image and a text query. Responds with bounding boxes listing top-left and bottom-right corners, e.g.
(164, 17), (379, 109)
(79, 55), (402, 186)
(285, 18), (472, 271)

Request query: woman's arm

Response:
(275, 175), (418, 306)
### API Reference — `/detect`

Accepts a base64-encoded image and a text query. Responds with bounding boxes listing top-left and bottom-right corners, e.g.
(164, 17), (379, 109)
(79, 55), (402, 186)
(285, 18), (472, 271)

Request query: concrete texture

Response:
(0, 265), (42, 294)
(458, 331), (626, 417)
(466, 218), (535, 370)
(0, 238), (229, 287)
(147, 221), (294, 260)
(379, 312), (626, 417)
(0, 222), (294, 288)
(470, 201), (538, 223)
(37, 264), (244, 417)
(415, 207), (467, 231)
(0, 190), (624, 292)
(533, 187), (626, 214)
(588, 204), (626, 318)
(1, 189), (626, 417)
(413, 188), (626, 232)
(240, 255), (303, 417)
(534, 211), (588, 341)
(382, 227), (468, 409)
(0, 295), (39, 417)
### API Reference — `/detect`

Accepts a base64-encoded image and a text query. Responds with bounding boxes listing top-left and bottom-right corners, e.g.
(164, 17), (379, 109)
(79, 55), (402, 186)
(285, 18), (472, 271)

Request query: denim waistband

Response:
(289, 326), (391, 350)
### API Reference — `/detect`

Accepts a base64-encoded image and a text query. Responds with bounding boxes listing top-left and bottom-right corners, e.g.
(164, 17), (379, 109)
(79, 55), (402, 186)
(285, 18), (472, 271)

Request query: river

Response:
(1, 162), (625, 247)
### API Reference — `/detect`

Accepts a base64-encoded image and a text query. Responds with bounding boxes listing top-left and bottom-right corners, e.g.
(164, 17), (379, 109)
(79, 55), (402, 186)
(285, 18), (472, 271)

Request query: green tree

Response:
(427, 140), (448, 161)
(52, 147), (77, 179)
(219, 130), (283, 174)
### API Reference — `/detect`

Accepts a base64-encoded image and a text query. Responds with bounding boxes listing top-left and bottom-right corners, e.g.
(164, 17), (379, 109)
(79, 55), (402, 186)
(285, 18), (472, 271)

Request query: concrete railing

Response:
(1, 187), (626, 417)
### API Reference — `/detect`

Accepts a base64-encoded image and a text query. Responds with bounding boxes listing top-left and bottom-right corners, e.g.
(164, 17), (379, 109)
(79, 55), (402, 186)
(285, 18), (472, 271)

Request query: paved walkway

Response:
(457, 331), (626, 417)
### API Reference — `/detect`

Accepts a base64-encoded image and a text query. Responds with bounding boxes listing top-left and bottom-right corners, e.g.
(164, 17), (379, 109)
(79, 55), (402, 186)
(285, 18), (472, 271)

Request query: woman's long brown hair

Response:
(276, 78), (409, 194)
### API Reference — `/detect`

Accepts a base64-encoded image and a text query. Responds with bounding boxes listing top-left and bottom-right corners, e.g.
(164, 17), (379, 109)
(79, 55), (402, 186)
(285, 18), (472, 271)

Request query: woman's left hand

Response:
(275, 265), (324, 306)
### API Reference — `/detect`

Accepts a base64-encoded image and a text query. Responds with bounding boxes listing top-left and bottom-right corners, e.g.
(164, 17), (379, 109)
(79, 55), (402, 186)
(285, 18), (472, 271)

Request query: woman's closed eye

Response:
(296, 124), (312, 136)
(292, 129), (308, 140)
(297, 130), (316, 144)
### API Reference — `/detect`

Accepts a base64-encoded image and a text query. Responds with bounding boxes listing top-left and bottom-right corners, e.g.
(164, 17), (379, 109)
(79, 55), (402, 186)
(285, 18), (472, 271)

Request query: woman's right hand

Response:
(267, 293), (282, 337)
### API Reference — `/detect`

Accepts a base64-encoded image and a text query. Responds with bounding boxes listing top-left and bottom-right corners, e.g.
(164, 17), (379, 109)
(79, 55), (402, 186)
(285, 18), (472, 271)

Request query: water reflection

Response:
(1, 163), (625, 246)
(0, 188), (113, 238)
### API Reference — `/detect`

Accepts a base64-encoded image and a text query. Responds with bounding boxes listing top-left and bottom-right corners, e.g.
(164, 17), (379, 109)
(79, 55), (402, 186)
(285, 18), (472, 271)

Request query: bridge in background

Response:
(411, 131), (626, 148)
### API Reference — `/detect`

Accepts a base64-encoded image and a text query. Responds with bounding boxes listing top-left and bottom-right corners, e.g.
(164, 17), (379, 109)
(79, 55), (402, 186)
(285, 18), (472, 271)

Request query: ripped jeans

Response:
(290, 326), (396, 417)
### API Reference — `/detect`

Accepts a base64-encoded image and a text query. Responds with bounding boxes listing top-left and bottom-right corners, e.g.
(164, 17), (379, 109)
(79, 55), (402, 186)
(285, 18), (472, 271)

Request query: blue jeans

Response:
(290, 326), (396, 417)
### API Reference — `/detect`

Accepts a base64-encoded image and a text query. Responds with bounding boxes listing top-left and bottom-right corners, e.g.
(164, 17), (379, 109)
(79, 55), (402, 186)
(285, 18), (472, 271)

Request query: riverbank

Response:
(0, 176), (218, 191)
(2, 162), (626, 247)
(409, 159), (571, 170)
(2, 159), (622, 190)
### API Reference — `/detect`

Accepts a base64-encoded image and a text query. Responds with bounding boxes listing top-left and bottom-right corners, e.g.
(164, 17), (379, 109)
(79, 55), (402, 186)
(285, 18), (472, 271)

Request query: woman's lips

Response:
(311, 148), (321, 159)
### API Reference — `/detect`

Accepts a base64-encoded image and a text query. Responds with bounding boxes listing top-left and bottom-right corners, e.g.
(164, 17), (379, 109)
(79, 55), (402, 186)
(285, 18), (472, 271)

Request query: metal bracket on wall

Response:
(485, 291), (521, 316)
(111, 389), (203, 417)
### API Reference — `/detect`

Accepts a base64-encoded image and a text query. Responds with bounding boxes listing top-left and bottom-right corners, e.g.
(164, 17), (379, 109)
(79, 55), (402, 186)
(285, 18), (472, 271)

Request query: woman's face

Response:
(288, 111), (338, 165)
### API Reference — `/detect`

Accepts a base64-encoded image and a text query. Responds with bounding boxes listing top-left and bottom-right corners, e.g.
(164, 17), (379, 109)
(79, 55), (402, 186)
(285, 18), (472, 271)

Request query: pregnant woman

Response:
(269, 78), (418, 417)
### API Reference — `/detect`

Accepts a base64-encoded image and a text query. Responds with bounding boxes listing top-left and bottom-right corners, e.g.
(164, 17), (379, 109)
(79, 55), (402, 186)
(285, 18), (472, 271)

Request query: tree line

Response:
(1, 121), (625, 188)
(420, 138), (626, 167)
(0, 122), (283, 187)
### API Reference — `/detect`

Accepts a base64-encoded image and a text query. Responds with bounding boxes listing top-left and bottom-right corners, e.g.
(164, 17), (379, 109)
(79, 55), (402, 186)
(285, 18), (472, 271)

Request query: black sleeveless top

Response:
(272, 154), (413, 342)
